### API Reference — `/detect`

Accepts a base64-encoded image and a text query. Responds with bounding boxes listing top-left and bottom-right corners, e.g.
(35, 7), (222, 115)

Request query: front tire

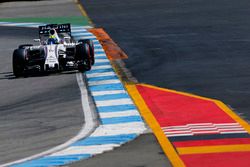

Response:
(76, 43), (92, 72)
(78, 39), (95, 65)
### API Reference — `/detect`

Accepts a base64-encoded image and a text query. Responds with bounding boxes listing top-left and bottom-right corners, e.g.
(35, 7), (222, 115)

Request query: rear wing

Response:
(38, 23), (71, 36)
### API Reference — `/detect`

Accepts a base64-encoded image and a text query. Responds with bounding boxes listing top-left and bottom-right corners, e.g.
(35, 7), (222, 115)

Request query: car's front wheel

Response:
(78, 39), (95, 65)
(76, 42), (92, 72)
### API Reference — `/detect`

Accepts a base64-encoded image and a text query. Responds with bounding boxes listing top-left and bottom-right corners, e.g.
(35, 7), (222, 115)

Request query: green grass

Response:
(0, 16), (90, 26)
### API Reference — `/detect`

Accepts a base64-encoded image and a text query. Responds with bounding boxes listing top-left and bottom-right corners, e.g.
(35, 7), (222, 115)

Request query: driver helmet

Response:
(48, 29), (58, 44)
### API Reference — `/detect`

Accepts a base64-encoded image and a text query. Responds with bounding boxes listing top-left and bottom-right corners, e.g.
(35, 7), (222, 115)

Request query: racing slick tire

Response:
(18, 44), (33, 49)
(12, 48), (26, 77)
(76, 42), (92, 72)
(78, 39), (95, 65)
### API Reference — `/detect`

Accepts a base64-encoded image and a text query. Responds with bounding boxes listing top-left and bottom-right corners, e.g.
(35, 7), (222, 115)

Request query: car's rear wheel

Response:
(13, 49), (26, 77)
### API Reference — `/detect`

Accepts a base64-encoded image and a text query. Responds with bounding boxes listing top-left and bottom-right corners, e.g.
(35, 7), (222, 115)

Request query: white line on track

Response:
(95, 49), (105, 52)
(94, 44), (102, 47)
(92, 90), (126, 96)
(0, 73), (97, 167)
(91, 122), (146, 136)
(51, 144), (120, 156)
(100, 110), (140, 118)
(87, 71), (116, 78)
(95, 59), (110, 63)
(95, 53), (107, 57)
(88, 79), (121, 86)
(95, 98), (133, 107)
(91, 65), (113, 70)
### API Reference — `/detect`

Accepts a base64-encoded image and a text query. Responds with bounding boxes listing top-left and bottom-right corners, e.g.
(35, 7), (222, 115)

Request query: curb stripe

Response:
(86, 68), (114, 75)
(87, 71), (116, 78)
(95, 59), (110, 63)
(71, 134), (137, 146)
(94, 56), (108, 59)
(92, 90), (126, 96)
(92, 65), (112, 70)
(88, 79), (121, 86)
(91, 122), (146, 136)
(51, 144), (119, 156)
(95, 98), (133, 107)
(93, 45), (103, 49)
(94, 53), (106, 56)
(97, 104), (137, 113)
(86, 68), (114, 74)
(161, 123), (247, 137)
(88, 75), (118, 82)
(89, 83), (124, 92)
(99, 110), (139, 118)
(177, 144), (250, 155)
(12, 154), (91, 167)
(94, 93), (130, 101)
(94, 62), (111, 66)
(168, 133), (250, 142)
(173, 138), (250, 147)
(101, 116), (143, 124)
(95, 48), (105, 52)
(95, 51), (105, 53)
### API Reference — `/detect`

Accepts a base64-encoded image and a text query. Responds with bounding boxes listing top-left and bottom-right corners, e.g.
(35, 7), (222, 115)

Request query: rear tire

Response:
(78, 39), (95, 65)
(12, 49), (26, 77)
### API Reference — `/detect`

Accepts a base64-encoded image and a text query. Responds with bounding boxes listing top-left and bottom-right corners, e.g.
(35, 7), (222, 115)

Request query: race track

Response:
(0, 0), (250, 166)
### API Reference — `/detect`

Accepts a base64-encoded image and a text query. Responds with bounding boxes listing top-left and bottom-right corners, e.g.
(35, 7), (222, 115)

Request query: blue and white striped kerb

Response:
(2, 22), (146, 167)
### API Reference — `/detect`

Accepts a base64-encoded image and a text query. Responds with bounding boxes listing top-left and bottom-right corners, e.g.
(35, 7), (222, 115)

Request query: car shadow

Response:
(0, 70), (80, 80)
(0, 72), (16, 80)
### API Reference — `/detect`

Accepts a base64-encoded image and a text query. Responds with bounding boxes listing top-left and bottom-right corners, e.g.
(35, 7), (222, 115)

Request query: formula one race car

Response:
(12, 23), (94, 77)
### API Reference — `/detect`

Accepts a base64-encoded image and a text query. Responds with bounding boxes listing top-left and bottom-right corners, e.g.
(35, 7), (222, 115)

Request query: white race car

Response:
(12, 23), (95, 77)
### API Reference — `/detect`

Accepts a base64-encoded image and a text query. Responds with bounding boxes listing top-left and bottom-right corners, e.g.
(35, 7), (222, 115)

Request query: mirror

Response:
(63, 37), (71, 43)
(34, 39), (41, 42)
(64, 37), (70, 40)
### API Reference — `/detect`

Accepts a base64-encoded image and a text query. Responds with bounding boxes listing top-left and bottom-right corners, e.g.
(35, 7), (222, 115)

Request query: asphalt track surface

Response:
(82, 0), (250, 123)
(0, 0), (82, 18)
